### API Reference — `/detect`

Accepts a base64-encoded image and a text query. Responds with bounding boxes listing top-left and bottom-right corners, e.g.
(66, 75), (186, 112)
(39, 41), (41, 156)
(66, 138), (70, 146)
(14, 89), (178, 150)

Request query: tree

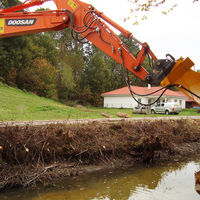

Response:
(53, 29), (85, 103)
(0, 33), (59, 89)
(18, 58), (58, 99)
(56, 62), (75, 103)
(0, 35), (33, 84)
(81, 50), (109, 106)
(126, 0), (198, 24)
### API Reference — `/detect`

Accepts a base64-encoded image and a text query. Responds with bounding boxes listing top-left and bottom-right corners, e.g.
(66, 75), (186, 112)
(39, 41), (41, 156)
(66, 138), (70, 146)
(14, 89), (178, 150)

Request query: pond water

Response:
(0, 160), (200, 200)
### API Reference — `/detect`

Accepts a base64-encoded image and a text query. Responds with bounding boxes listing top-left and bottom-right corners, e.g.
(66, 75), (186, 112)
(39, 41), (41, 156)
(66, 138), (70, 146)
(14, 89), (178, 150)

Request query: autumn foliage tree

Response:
(126, 0), (198, 24)
(18, 58), (58, 99)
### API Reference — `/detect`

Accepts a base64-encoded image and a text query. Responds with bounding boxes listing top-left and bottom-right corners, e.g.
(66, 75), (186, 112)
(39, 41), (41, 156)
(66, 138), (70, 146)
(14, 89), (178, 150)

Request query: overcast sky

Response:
(36, 0), (200, 70)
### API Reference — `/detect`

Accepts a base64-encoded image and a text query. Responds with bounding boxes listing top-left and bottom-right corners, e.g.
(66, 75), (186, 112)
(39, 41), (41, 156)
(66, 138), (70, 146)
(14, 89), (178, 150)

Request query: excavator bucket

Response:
(161, 57), (200, 104)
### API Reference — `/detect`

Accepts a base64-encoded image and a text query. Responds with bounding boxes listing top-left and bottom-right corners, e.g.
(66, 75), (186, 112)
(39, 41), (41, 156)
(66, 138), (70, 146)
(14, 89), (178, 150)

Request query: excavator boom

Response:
(0, 0), (199, 104)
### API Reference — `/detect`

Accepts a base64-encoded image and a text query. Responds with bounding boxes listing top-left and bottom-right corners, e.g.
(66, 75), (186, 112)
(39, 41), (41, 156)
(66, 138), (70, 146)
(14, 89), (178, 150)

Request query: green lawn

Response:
(0, 82), (199, 121)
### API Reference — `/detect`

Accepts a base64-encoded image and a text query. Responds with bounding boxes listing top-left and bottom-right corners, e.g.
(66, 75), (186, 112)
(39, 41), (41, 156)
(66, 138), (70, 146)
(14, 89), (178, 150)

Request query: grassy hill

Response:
(0, 82), (133, 121)
(0, 82), (199, 121)
(0, 82), (76, 121)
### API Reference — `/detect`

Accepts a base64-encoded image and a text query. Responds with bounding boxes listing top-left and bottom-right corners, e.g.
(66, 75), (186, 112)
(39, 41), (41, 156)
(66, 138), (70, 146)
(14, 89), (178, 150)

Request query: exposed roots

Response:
(0, 119), (200, 190)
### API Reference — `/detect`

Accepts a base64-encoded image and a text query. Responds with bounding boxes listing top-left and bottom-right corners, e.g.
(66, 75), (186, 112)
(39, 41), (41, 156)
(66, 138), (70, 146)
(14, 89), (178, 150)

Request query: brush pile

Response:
(0, 119), (200, 190)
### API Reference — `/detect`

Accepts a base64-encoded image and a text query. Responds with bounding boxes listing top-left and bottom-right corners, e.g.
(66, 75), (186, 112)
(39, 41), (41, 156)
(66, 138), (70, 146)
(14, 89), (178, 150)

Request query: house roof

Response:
(102, 86), (187, 98)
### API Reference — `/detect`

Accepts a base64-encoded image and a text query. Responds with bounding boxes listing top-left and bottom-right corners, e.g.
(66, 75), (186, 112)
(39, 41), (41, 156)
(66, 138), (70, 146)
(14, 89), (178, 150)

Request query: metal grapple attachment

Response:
(161, 57), (200, 104)
(145, 54), (175, 85)
(145, 55), (200, 104)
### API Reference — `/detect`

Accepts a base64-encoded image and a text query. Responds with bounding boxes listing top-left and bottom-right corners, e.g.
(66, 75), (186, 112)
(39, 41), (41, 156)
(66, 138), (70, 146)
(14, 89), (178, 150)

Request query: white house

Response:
(101, 86), (187, 109)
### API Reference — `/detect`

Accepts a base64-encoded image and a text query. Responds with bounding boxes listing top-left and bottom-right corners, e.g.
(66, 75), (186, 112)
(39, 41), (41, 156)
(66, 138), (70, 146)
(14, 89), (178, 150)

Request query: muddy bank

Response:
(0, 118), (200, 190)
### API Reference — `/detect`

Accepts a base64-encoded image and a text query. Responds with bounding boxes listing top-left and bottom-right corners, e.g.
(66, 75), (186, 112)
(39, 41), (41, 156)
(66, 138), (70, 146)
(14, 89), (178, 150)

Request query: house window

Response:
(179, 100), (182, 105)
(174, 99), (177, 102)
(138, 98), (141, 106)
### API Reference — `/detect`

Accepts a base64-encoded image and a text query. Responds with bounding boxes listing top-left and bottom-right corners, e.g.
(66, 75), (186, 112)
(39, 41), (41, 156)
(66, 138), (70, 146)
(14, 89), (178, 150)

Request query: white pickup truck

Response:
(151, 102), (182, 115)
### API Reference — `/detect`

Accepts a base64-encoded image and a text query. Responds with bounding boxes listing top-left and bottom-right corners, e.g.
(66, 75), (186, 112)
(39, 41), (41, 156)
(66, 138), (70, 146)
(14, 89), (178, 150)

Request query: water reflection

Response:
(0, 160), (199, 200)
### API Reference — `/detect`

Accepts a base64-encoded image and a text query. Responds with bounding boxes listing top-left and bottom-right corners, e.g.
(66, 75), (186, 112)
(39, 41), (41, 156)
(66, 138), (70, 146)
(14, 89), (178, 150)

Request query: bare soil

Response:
(0, 118), (200, 191)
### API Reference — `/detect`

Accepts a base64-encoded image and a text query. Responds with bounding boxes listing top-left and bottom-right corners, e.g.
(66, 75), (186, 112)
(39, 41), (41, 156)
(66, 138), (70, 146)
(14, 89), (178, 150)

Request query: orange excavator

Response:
(0, 0), (199, 105)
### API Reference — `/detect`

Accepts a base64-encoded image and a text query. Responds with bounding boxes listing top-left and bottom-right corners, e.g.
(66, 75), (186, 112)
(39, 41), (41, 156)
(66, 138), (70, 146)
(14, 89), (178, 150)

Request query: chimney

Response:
(148, 84), (151, 89)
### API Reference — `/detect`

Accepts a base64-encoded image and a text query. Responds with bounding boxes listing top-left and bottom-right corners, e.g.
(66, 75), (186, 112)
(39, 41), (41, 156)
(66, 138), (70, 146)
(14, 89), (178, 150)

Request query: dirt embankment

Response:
(0, 119), (200, 190)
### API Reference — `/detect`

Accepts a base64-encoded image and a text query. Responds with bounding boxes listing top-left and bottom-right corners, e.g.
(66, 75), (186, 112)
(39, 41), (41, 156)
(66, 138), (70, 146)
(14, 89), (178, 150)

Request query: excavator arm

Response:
(0, 0), (199, 104)
(0, 10), (68, 37)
